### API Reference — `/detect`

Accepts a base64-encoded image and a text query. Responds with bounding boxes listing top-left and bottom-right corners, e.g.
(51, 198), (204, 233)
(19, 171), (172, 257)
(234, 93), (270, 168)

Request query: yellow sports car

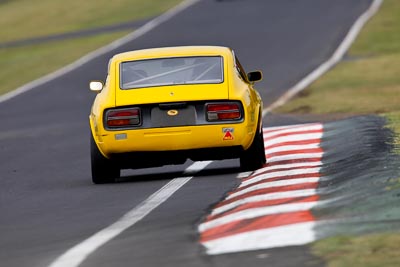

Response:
(89, 46), (265, 184)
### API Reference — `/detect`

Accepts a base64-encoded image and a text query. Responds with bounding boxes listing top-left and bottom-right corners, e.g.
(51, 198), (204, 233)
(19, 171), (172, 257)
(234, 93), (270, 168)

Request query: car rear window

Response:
(120, 56), (223, 89)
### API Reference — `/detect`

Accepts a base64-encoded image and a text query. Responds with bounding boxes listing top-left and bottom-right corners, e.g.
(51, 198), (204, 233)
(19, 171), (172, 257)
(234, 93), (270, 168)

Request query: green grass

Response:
(274, 0), (400, 265)
(313, 234), (400, 267)
(0, 0), (182, 96)
(0, 0), (182, 42)
(385, 111), (400, 145)
(0, 31), (130, 95)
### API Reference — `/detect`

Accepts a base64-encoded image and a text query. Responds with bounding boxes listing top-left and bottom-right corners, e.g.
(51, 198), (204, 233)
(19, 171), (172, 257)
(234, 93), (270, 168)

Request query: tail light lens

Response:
(206, 102), (242, 121)
(105, 108), (141, 128)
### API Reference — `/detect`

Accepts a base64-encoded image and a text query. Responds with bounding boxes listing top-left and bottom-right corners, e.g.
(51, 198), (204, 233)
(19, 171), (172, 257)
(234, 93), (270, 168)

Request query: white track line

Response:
(199, 201), (318, 233)
(262, 0), (383, 114)
(48, 161), (211, 267)
(202, 221), (316, 255)
(0, 0), (200, 104)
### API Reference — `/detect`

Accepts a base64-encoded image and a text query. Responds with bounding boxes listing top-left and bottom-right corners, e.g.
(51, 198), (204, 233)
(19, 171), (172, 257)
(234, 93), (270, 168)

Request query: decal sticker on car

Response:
(222, 128), (234, 140)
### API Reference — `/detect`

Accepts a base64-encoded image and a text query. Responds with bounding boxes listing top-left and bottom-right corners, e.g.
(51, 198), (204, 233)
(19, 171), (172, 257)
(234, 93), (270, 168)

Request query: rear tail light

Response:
(206, 102), (242, 121)
(105, 108), (141, 128)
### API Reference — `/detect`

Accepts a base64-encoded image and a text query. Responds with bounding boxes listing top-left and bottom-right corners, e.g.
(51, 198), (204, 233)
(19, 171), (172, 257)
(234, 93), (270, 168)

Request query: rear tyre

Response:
(240, 122), (266, 171)
(90, 134), (120, 184)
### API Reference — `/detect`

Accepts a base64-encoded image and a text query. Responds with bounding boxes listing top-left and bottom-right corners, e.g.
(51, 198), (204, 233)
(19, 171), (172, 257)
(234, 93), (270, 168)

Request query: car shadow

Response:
(116, 165), (241, 184)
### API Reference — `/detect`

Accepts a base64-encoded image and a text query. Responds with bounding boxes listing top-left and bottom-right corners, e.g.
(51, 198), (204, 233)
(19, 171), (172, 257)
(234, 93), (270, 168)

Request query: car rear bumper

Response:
(95, 123), (255, 158)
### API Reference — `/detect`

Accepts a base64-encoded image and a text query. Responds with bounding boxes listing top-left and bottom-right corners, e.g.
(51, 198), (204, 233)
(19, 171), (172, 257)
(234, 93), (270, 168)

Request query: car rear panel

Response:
(115, 83), (229, 106)
(103, 100), (244, 130)
(96, 123), (254, 156)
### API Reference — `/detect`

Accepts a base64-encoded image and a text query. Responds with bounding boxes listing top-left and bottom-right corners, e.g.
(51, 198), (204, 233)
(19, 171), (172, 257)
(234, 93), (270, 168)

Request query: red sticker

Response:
(223, 131), (234, 140)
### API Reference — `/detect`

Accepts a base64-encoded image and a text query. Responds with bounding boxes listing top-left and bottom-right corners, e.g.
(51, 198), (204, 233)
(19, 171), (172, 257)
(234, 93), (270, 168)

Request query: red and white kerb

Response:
(199, 123), (324, 255)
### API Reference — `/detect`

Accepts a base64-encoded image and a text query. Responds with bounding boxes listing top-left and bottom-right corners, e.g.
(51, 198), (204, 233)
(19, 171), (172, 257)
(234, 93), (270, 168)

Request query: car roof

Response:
(112, 46), (233, 62)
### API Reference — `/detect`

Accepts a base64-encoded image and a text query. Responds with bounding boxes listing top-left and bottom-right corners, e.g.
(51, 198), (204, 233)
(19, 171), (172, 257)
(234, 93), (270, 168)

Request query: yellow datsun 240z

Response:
(89, 46), (265, 184)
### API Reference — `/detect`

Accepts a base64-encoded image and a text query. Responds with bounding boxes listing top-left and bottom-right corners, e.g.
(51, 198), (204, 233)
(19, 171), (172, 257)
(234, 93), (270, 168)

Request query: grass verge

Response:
(386, 111), (400, 145)
(0, 0), (182, 96)
(0, 0), (182, 43)
(0, 31), (130, 96)
(274, 0), (400, 265)
(313, 234), (400, 267)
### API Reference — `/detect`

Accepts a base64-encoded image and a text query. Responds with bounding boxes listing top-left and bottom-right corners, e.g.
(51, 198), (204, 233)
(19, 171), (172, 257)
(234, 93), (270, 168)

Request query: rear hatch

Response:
(115, 83), (229, 106)
(115, 55), (229, 106)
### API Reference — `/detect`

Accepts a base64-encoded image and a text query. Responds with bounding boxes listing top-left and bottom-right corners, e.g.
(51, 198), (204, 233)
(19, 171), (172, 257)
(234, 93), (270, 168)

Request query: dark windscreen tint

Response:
(120, 56), (223, 89)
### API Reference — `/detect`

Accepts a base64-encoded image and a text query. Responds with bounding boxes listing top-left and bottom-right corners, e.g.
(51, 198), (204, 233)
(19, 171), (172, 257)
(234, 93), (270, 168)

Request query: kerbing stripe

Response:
(265, 139), (322, 151)
(229, 177), (320, 199)
(211, 189), (318, 216)
(265, 143), (321, 154)
(263, 123), (322, 133)
(206, 195), (320, 221)
(199, 201), (319, 233)
(241, 167), (321, 186)
(262, 123), (321, 133)
(267, 153), (323, 163)
(268, 148), (323, 158)
(240, 174), (321, 191)
(249, 165), (322, 181)
(265, 157), (323, 167)
(202, 211), (315, 243)
(199, 120), (329, 254)
(202, 222), (316, 255)
(264, 133), (323, 147)
(263, 129), (323, 140)
(225, 183), (319, 205)
(252, 161), (323, 176)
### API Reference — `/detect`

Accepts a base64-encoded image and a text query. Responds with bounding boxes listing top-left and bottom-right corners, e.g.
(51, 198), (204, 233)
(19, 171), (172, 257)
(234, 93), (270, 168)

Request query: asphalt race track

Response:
(0, 1), (373, 266)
